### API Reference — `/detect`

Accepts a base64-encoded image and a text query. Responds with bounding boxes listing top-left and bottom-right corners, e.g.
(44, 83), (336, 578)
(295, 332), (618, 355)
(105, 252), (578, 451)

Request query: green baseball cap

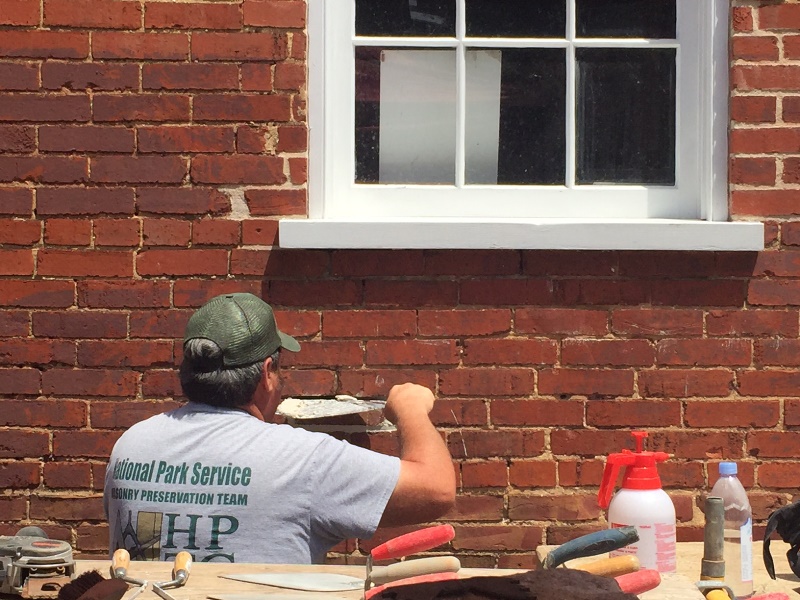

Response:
(184, 293), (300, 367)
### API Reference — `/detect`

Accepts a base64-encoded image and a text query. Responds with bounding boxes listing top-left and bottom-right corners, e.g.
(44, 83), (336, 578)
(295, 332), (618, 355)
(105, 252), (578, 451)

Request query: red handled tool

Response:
(364, 571), (460, 600)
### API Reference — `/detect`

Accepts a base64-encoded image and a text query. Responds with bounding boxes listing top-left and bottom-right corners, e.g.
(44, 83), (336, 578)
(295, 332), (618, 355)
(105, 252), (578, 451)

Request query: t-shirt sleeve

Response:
(309, 436), (401, 542)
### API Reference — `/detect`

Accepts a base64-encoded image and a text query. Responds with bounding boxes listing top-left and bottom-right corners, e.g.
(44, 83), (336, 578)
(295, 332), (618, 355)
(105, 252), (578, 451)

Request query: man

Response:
(104, 293), (455, 564)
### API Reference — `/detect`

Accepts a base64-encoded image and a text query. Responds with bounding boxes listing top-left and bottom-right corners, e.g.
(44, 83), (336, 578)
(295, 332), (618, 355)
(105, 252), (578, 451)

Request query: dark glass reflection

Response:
(355, 47), (382, 183)
(576, 0), (676, 38)
(576, 48), (676, 185)
(493, 48), (566, 185)
(356, 0), (455, 37)
(466, 0), (566, 38)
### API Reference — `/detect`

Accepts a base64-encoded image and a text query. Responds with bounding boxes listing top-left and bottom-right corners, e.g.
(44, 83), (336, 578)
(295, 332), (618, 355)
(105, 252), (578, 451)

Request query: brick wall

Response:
(1, 0), (799, 567)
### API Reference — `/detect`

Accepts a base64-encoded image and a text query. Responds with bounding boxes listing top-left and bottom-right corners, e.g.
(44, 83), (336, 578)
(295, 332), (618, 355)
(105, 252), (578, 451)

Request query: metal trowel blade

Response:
(220, 573), (364, 592)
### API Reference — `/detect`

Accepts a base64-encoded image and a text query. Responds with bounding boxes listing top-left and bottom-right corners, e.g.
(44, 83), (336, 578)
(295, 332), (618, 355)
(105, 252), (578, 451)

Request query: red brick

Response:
(232, 249), (328, 278)
(78, 340), (173, 367)
(274, 62), (305, 92)
(54, 429), (122, 458)
(130, 310), (191, 339)
(452, 525), (542, 552)
(0, 280), (74, 307)
(660, 462), (705, 488)
(0, 125), (35, 152)
(143, 64), (239, 91)
(739, 370), (800, 396)
(172, 280), (262, 307)
(273, 310), (320, 338)
(0, 463), (39, 488)
(586, 399), (681, 427)
(200, 94), (290, 123)
(0, 188), (33, 216)
(38, 249), (133, 277)
(191, 33), (288, 61)
(748, 432), (800, 459)
(731, 157), (776, 186)
(44, 0), (141, 28)
(639, 369), (734, 398)
(648, 431), (746, 460)
(44, 219), (92, 246)
(244, 0), (305, 27)
(733, 65), (800, 91)
(191, 156), (285, 185)
(509, 460), (557, 488)
(241, 219), (279, 245)
(0, 339), (74, 366)
(338, 369), (437, 397)
(656, 339), (752, 366)
(276, 124), (306, 152)
(93, 94), (191, 122)
(448, 430), (543, 460)
(33, 311), (127, 339)
(91, 156), (187, 184)
(462, 461), (507, 488)
(42, 62), (138, 91)
(707, 309), (798, 337)
(241, 63), (273, 92)
(731, 127), (800, 153)
(685, 400), (779, 428)
(145, 2), (241, 29)
(463, 339), (557, 365)
(417, 309), (510, 337)
(44, 462), (91, 489)
(755, 339), (800, 366)
(758, 463), (800, 488)
(557, 459), (604, 487)
(30, 496), (105, 521)
(281, 369), (336, 397)
(42, 368), (138, 397)
(0, 429), (48, 457)
(235, 125), (269, 153)
(749, 279), (800, 305)
(0, 497), (27, 521)
(282, 341), (363, 367)
(785, 36), (800, 60)
(445, 495), (504, 521)
(609, 308), (703, 336)
(550, 430), (635, 457)
(731, 95), (776, 123)
(0, 156), (87, 183)
(288, 156), (306, 185)
(141, 125), (235, 153)
(461, 278), (554, 305)
(427, 250), (520, 276)
(329, 251), (421, 277)
(142, 218), (191, 247)
(491, 400), (583, 426)
(560, 279), (648, 305)
(90, 400), (177, 429)
(538, 369), (634, 397)
(38, 187), (135, 216)
(0, 311), (30, 337)
(0, 398), (86, 427)
(0, 63), (38, 91)
(516, 308), (607, 335)
(93, 218), (141, 247)
(137, 249), (228, 276)
(245, 188), (306, 215)
(1, 368), (40, 396)
(509, 494), (600, 521)
(93, 32), (189, 60)
(430, 398), (487, 427)
(192, 219), (240, 245)
(651, 280), (745, 307)
(1, 0), (39, 25)
(733, 7), (753, 31)
(137, 187), (230, 216)
(782, 158), (800, 185)
(0, 31), (89, 59)
(439, 368), (534, 397)
(364, 280), (457, 307)
(562, 339), (654, 366)
(78, 280), (170, 310)
(733, 36), (779, 61)
(323, 310), (415, 339)
(39, 125), (134, 153)
(365, 340), (457, 366)
(759, 5), (800, 29)
(523, 251), (615, 276)
(0, 249), (33, 275)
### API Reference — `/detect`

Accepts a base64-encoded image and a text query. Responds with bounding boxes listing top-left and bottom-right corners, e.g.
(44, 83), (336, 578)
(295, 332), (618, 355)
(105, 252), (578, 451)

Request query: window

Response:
(279, 0), (763, 250)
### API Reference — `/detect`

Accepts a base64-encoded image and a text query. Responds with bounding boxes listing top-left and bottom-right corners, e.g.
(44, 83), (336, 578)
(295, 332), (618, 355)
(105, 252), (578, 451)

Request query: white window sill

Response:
(278, 218), (764, 251)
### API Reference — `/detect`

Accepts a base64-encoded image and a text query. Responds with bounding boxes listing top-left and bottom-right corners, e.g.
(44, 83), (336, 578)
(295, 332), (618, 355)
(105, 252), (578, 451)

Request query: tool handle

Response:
(370, 525), (455, 561)
(364, 571), (458, 600)
(576, 555), (640, 578)
(369, 556), (460, 586)
(111, 548), (130, 579)
(614, 569), (661, 595)
(173, 551), (192, 586)
(704, 591), (731, 600)
(542, 526), (639, 569)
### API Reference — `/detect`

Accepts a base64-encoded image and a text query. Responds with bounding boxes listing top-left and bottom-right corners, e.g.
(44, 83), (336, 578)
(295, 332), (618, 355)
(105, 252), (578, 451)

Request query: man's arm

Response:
(378, 383), (456, 527)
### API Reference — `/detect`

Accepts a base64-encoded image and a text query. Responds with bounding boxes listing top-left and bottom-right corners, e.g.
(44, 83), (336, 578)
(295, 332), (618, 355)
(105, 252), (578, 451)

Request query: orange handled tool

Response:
(364, 571), (459, 600)
(370, 525), (455, 561)
(615, 569), (661, 595)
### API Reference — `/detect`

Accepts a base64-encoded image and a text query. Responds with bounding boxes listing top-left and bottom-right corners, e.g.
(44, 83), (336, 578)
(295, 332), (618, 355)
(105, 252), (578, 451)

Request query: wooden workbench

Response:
(74, 541), (800, 600)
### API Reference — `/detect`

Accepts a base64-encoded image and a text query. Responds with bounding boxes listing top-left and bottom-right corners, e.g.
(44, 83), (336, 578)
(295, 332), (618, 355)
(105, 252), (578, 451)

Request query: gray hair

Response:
(179, 338), (279, 408)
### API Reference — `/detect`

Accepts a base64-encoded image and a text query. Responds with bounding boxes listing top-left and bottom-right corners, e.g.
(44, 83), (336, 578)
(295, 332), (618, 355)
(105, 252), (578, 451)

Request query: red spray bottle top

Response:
(598, 431), (670, 509)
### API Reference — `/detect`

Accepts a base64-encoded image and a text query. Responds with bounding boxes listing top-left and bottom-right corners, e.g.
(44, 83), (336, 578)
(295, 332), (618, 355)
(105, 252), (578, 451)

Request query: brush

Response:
(57, 571), (128, 600)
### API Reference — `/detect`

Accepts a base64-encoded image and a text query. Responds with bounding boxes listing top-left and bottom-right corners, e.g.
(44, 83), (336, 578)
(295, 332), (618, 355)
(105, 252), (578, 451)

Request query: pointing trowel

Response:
(220, 525), (459, 592)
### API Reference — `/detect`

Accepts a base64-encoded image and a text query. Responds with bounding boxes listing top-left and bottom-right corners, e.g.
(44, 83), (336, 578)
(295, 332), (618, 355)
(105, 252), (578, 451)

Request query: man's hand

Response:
(384, 383), (435, 423)
(378, 383), (456, 528)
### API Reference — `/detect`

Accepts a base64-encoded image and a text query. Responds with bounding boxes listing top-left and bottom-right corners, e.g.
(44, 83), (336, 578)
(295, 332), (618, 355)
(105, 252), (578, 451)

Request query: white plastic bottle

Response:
(598, 431), (677, 573)
(710, 462), (753, 599)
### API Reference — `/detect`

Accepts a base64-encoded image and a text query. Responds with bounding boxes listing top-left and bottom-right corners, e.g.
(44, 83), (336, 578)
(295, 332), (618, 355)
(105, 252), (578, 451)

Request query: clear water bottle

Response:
(710, 462), (753, 599)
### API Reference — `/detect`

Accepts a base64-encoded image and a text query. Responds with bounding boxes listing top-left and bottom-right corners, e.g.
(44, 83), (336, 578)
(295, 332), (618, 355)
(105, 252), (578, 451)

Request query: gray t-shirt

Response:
(104, 402), (401, 564)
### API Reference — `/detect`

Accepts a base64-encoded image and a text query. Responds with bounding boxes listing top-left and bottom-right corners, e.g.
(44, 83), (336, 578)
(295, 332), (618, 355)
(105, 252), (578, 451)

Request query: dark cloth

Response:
(764, 500), (800, 579)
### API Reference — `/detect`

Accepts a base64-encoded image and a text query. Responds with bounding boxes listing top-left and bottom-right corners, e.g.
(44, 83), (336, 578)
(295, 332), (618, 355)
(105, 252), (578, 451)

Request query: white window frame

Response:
(279, 0), (763, 250)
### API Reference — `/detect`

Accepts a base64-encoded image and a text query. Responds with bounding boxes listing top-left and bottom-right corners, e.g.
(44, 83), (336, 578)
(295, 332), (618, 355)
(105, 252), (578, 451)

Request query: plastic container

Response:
(710, 462), (753, 599)
(598, 431), (677, 573)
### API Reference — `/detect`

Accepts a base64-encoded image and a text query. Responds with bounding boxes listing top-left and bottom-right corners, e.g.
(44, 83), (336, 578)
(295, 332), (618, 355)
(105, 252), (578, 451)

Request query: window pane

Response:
(576, 0), (676, 38)
(466, 48), (566, 185)
(356, 0), (455, 37)
(355, 48), (457, 185)
(465, 0), (566, 38)
(576, 48), (676, 185)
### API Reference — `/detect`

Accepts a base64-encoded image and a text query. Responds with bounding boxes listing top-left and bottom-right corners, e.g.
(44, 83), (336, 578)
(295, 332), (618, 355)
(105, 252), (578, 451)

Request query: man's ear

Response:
(262, 356), (275, 388)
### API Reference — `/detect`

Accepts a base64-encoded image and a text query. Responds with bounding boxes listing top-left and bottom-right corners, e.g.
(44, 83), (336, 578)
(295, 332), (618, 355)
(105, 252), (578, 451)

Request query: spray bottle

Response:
(598, 431), (677, 573)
